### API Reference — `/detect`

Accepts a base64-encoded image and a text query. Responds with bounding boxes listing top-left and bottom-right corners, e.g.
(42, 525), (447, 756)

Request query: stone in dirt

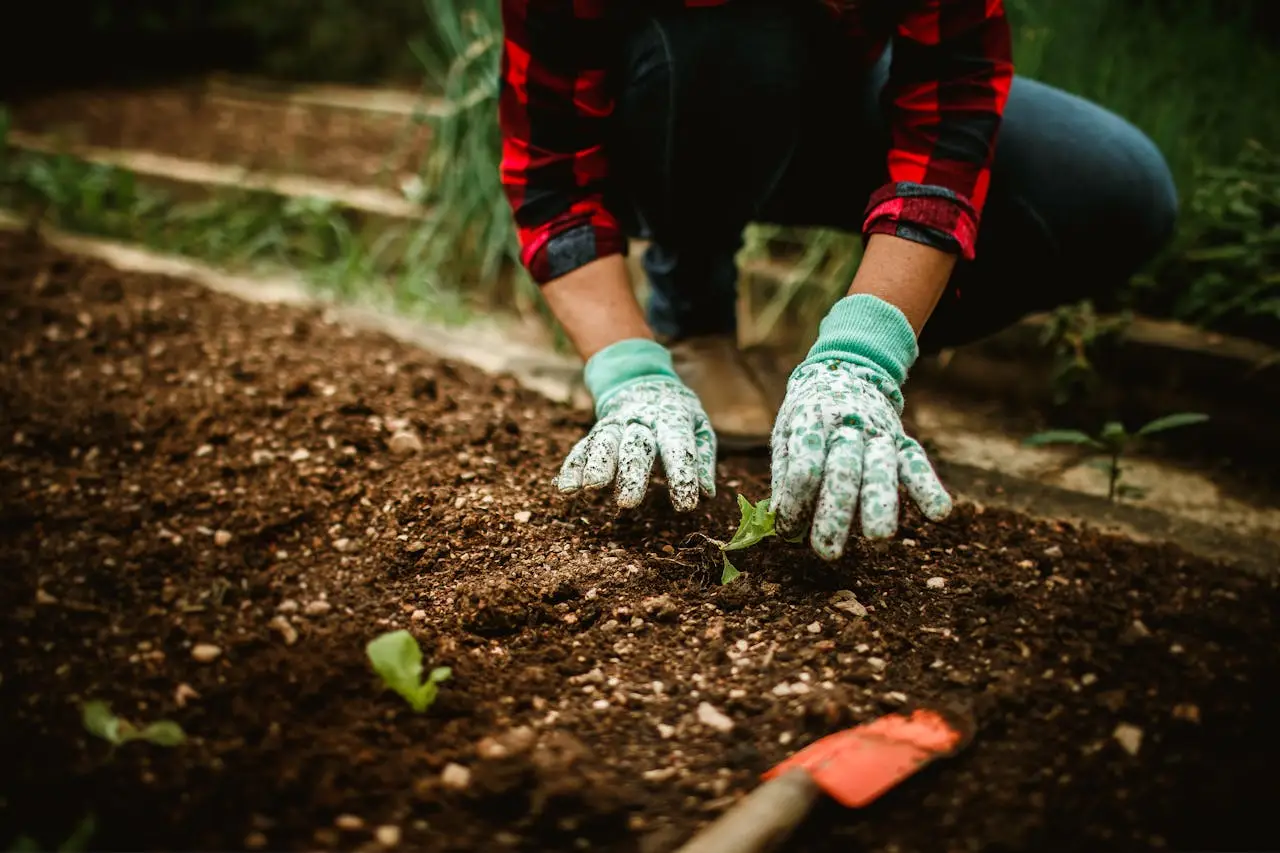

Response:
(1113, 723), (1144, 756)
(389, 429), (423, 455)
(191, 643), (222, 663)
(829, 590), (868, 617)
(696, 702), (735, 734)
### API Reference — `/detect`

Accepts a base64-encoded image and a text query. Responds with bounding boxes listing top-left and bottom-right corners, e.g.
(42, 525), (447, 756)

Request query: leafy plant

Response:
(1024, 412), (1210, 501)
(1038, 300), (1132, 406)
(366, 630), (451, 713)
(704, 495), (802, 584)
(7, 814), (96, 853)
(81, 700), (185, 747)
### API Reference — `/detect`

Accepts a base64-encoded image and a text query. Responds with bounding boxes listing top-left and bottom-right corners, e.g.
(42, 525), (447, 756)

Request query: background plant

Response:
(1024, 412), (1210, 501)
(81, 700), (185, 748)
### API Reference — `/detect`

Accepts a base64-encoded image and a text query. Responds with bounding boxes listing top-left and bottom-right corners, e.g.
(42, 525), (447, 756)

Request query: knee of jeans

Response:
(1123, 131), (1180, 262)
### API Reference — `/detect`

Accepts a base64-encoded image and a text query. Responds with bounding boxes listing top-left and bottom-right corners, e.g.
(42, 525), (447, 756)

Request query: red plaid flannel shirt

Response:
(499, 0), (1013, 284)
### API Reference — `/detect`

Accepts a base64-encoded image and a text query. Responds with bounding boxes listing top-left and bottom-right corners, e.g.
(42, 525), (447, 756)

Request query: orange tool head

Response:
(761, 708), (971, 808)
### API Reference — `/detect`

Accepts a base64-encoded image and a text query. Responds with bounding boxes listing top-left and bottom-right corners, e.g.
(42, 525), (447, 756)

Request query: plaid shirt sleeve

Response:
(498, 0), (625, 285)
(862, 0), (1014, 261)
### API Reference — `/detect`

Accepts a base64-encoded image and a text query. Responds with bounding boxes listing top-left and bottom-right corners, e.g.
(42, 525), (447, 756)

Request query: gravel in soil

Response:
(9, 87), (429, 187)
(1, 230), (1278, 853)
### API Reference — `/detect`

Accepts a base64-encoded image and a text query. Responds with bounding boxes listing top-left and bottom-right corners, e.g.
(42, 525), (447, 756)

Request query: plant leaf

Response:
(367, 630), (426, 709)
(1136, 412), (1210, 436)
(82, 701), (123, 745)
(134, 721), (186, 747)
(723, 495), (777, 552)
(1023, 430), (1101, 449)
(367, 630), (449, 713)
(57, 814), (96, 853)
(1100, 421), (1128, 446)
(721, 553), (741, 585)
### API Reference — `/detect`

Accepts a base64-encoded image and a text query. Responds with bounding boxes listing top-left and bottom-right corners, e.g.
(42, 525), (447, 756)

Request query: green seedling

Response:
(1024, 412), (1210, 501)
(705, 495), (803, 584)
(8, 814), (95, 853)
(81, 701), (185, 748)
(366, 630), (452, 713)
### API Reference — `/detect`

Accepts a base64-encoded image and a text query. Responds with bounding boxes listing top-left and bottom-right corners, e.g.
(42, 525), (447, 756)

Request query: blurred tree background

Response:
(1, 0), (1276, 342)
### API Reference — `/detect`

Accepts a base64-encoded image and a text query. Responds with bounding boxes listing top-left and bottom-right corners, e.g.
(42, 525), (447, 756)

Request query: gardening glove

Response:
(556, 338), (716, 512)
(771, 294), (952, 560)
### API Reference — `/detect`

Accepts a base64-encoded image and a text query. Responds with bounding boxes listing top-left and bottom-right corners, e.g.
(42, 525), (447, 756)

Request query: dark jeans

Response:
(606, 2), (1179, 354)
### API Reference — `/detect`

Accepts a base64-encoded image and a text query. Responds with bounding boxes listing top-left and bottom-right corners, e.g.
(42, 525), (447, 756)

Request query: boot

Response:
(668, 335), (776, 451)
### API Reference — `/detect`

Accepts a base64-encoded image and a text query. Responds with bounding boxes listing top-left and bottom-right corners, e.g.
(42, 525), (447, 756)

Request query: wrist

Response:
(584, 338), (680, 410)
(799, 294), (919, 386)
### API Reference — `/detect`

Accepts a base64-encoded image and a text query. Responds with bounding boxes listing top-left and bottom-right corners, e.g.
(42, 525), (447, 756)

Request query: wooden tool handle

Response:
(672, 768), (822, 853)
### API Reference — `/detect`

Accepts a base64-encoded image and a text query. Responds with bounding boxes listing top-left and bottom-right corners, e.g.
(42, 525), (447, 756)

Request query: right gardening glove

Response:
(770, 294), (953, 560)
(555, 338), (717, 512)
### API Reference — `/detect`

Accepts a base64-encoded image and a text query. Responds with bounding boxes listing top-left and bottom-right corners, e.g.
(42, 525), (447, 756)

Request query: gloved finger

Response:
(772, 398), (829, 539)
(859, 432), (900, 539)
(615, 422), (657, 509)
(655, 415), (700, 513)
(899, 436), (953, 521)
(810, 427), (864, 561)
(555, 435), (591, 494)
(694, 417), (717, 498)
(769, 404), (792, 512)
(582, 423), (621, 491)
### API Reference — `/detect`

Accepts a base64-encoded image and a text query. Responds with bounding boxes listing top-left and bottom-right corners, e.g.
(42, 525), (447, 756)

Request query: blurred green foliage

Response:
(3, 0), (1278, 343)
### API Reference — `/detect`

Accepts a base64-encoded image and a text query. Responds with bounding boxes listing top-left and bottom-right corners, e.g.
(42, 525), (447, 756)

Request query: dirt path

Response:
(8, 87), (430, 187)
(1, 230), (1278, 853)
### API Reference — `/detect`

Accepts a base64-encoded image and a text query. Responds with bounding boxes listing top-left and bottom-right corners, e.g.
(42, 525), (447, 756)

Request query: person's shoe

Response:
(668, 335), (775, 451)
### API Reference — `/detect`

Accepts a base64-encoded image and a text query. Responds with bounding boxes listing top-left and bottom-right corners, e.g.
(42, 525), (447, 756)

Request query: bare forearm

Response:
(848, 234), (958, 335)
(541, 254), (652, 360)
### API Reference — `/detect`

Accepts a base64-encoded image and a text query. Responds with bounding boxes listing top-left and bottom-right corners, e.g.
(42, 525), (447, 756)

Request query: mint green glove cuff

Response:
(583, 338), (680, 412)
(797, 294), (920, 387)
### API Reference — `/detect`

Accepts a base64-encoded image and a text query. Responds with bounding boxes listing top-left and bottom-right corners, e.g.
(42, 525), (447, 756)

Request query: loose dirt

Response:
(1, 230), (1277, 853)
(8, 88), (430, 187)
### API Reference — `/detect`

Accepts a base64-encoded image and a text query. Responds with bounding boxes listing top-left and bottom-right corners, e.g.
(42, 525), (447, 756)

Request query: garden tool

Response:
(673, 708), (971, 853)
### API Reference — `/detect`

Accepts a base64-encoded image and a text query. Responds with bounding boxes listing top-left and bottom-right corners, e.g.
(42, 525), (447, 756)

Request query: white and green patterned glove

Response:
(556, 338), (716, 512)
(771, 294), (952, 560)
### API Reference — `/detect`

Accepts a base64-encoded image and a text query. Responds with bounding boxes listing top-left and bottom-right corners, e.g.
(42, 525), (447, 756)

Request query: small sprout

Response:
(366, 630), (451, 713)
(9, 814), (96, 853)
(82, 701), (185, 747)
(711, 495), (802, 584)
(1025, 413), (1209, 501)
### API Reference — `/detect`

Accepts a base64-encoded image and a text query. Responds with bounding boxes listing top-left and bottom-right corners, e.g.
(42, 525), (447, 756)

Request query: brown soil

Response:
(1, 230), (1278, 853)
(8, 87), (430, 188)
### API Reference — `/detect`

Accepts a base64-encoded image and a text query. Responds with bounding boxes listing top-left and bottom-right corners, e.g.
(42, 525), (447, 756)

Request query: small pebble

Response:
(191, 643), (222, 663)
(884, 691), (909, 704)
(656, 723), (676, 739)
(334, 814), (364, 831)
(926, 576), (947, 590)
(304, 600), (333, 616)
(289, 448), (310, 462)
(268, 615), (299, 646)
(213, 529), (232, 547)
(375, 825), (402, 847)
(277, 599), (300, 613)
(1043, 545), (1064, 559)
(696, 702), (735, 734)
(1113, 723), (1143, 756)
(1080, 673), (1098, 687)
(244, 831), (268, 849)
(332, 538), (352, 553)
(441, 763), (472, 790)
(867, 657), (887, 672)
(806, 621), (822, 634)
(410, 609), (427, 622)
(174, 683), (200, 707)
(772, 683), (792, 697)
(829, 590), (867, 618)
(389, 430), (423, 455)
(513, 510), (532, 524)
(1172, 703), (1201, 723)
(642, 767), (678, 783)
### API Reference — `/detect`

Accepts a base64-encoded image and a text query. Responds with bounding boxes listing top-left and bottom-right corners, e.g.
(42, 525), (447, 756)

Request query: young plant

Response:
(81, 701), (185, 748)
(706, 495), (803, 584)
(366, 630), (452, 713)
(1024, 412), (1210, 501)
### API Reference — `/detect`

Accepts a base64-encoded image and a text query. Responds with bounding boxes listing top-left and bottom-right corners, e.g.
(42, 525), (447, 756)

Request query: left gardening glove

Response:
(771, 294), (952, 560)
(556, 338), (716, 512)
